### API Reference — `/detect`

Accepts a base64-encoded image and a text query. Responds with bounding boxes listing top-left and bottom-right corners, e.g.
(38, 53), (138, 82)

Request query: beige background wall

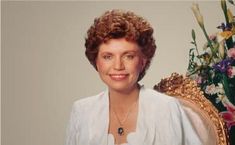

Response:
(2, 1), (228, 145)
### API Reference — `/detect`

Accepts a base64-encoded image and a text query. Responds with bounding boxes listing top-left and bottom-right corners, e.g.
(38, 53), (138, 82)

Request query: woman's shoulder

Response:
(139, 87), (183, 126)
(72, 90), (108, 112)
(140, 86), (178, 105)
(140, 86), (183, 115)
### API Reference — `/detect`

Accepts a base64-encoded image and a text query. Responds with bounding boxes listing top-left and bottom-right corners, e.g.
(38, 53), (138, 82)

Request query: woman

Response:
(66, 9), (202, 145)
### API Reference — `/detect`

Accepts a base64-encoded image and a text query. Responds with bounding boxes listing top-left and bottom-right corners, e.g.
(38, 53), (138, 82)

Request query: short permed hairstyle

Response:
(85, 9), (156, 81)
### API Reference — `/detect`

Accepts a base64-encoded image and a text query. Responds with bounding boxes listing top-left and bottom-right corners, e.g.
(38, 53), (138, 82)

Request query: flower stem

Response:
(201, 26), (218, 62)
(192, 29), (203, 64)
(221, 0), (230, 25)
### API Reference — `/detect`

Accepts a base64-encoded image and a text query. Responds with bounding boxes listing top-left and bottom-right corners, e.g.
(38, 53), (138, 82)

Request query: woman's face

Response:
(96, 38), (146, 93)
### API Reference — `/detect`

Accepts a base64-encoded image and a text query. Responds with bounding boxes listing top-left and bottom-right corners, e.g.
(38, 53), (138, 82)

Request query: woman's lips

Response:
(109, 74), (128, 81)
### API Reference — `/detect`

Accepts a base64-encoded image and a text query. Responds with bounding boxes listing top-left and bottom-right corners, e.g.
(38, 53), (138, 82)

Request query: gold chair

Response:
(154, 73), (229, 145)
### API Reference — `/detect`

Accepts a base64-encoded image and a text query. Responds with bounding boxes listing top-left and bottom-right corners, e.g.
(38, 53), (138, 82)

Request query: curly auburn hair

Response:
(85, 9), (156, 81)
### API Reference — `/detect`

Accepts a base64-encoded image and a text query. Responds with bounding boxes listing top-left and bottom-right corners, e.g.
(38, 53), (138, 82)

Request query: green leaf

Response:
(191, 29), (196, 41)
(222, 74), (232, 100)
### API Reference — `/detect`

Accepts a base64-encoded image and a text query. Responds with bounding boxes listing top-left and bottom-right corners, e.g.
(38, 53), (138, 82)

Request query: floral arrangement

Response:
(186, 0), (235, 143)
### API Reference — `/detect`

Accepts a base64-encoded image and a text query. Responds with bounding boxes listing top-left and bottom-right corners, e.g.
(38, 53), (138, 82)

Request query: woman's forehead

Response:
(98, 38), (141, 53)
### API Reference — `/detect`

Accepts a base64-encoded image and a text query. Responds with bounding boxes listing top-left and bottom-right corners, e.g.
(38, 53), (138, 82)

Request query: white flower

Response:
(216, 95), (227, 103)
(205, 83), (225, 95)
(205, 84), (217, 95)
(215, 33), (226, 59)
(191, 3), (204, 28)
(216, 83), (225, 94)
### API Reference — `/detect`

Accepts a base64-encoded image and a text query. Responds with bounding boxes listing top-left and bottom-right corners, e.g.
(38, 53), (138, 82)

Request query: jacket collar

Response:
(89, 89), (109, 145)
(90, 86), (147, 145)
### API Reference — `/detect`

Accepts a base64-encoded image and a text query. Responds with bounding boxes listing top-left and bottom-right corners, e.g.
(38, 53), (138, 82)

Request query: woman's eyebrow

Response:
(123, 50), (138, 54)
(99, 51), (113, 55)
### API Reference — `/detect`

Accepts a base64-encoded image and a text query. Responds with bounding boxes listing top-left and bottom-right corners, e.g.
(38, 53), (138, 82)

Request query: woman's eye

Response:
(103, 55), (112, 60)
(124, 54), (135, 60)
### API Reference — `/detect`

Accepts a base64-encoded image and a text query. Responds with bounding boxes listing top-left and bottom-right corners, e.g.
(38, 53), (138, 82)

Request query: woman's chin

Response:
(108, 83), (138, 93)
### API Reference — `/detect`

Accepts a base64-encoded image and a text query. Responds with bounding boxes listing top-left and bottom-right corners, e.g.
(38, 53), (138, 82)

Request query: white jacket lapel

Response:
(89, 90), (109, 145)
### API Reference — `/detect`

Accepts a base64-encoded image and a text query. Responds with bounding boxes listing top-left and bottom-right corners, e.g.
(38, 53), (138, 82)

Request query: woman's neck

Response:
(109, 84), (140, 110)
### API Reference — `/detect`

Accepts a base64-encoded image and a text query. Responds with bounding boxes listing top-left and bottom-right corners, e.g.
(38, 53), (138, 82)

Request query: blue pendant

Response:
(118, 127), (124, 136)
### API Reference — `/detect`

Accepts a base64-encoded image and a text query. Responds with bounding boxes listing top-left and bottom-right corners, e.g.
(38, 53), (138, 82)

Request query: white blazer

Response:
(66, 86), (202, 145)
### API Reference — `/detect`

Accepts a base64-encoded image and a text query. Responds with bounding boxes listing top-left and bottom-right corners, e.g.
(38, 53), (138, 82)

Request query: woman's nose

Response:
(114, 58), (125, 70)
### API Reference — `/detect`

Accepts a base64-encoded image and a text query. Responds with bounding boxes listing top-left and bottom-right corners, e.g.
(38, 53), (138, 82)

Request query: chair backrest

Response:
(153, 73), (229, 145)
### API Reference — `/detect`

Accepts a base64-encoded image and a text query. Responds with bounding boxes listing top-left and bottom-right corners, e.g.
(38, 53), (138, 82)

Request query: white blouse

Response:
(65, 86), (203, 145)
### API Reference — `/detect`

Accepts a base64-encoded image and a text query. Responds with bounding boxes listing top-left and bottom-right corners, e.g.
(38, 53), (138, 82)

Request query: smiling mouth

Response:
(109, 74), (129, 80)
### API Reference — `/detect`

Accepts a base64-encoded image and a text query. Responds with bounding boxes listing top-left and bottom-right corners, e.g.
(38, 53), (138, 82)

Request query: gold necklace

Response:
(111, 100), (138, 136)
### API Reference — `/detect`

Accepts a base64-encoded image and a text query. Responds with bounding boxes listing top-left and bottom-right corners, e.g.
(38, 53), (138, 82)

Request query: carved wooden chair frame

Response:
(154, 73), (229, 145)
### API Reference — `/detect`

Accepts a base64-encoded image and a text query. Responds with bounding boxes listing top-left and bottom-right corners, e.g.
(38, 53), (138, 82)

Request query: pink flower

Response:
(220, 100), (235, 130)
(227, 48), (235, 59)
(195, 75), (202, 84)
(220, 112), (235, 130)
(209, 34), (217, 41)
(227, 66), (235, 78)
